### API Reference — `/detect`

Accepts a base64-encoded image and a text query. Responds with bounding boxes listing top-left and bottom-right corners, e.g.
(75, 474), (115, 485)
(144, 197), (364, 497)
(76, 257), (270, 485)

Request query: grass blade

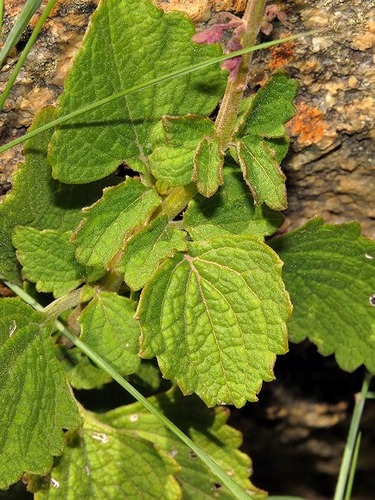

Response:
(0, 0), (58, 111)
(0, 0), (4, 38)
(0, 0), (43, 67)
(344, 431), (361, 500)
(334, 372), (372, 500)
(0, 29), (321, 155)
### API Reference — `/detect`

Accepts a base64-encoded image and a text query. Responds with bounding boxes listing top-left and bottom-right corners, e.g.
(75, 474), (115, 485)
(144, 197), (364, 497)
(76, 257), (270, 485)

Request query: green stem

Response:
(153, 183), (197, 220)
(0, 0), (4, 39)
(152, 0), (266, 223)
(3, 278), (252, 499)
(43, 288), (82, 320)
(4, 280), (45, 312)
(214, 0), (266, 149)
(344, 431), (361, 500)
(0, 0), (57, 110)
(334, 371), (372, 500)
(0, 30), (321, 155)
(98, 269), (125, 293)
(0, 0), (43, 67)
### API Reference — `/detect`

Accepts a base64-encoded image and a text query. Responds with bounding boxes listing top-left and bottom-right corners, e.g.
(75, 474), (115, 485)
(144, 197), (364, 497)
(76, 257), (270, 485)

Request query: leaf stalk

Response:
(43, 288), (82, 320)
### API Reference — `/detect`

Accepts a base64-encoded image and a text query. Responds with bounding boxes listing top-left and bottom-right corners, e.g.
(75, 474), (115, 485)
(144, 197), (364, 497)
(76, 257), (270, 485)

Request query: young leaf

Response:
(236, 136), (287, 210)
(12, 228), (85, 297)
(183, 166), (284, 241)
(137, 236), (291, 407)
(0, 107), (119, 284)
(193, 136), (224, 197)
(270, 218), (375, 373)
(0, 299), (81, 490)
(98, 388), (265, 498)
(234, 72), (298, 210)
(73, 178), (160, 281)
(237, 73), (298, 139)
(149, 115), (216, 187)
(79, 291), (141, 376)
(31, 408), (180, 498)
(49, 0), (227, 183)
(120, 215), (187, 290)
(149, 144), (198, 187)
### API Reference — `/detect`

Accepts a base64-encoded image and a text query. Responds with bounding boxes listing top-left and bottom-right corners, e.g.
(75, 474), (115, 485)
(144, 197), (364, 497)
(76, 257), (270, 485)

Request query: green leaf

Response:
(12, 228), (85, 297)
(183, 166), (283, 241)
(55, 346), (112, 390)
(73, 178), (160, 281)
(236, 135), (286, 210)
(149, 144), (197, 187)
(79, 291), (141, 375)
(49, 0), (226, 184)
(137, 236), (290, 407)
(0, 107), (120, 284)
(130, 361), (162, 392)
(120, 215), (187, 290)
(98, 388), (265, 498)
(234, 72), (298, 210)
(0, 299), (81, 490)
(193, 136), (224, 197)
(162, 115), (215, 146)
(270, 218), (375, 373)
(237, 72), (298, 139)
(31, 407), (180, 499)
(149, 115), (215, 187)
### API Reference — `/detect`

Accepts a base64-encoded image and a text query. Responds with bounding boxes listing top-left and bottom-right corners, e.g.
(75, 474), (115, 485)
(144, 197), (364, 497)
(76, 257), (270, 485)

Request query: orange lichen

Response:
(287, 102), (327, 146)
(268, 37), (295, 70)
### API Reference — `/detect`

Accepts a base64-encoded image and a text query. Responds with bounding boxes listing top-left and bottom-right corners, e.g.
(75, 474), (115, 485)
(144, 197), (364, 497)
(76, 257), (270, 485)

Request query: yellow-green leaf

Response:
(73, 178), (160, 281)
(49, 0), (226, 183)
(137, 236), (291, 407)
(0, 299), (80, 490)
(79, 291), (141, 375)
(12, 228), (85, 297)
(271, 218), (375, 373)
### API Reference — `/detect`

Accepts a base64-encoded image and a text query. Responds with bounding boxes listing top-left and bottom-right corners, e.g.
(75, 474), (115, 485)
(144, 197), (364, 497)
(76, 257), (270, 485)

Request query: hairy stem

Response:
(215, 0), (267, 149)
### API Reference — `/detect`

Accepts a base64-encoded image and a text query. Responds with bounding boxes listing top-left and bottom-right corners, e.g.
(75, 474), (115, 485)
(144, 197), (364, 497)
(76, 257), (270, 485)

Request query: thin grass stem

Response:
(0, 0), (58, 111)
(0, 29), (321, 154)
(334, 371), (372, 500)
(0, 0), (43, 67)
(0, 0), (4, 39)
(344, 431), (361, 500)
